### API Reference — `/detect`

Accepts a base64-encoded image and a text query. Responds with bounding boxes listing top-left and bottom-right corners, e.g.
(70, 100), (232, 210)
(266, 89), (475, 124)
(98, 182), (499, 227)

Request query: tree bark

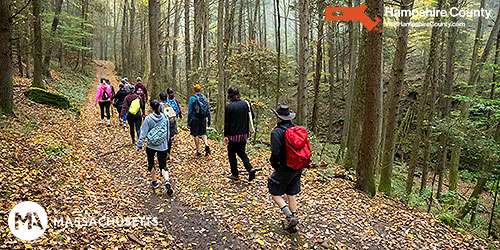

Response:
(121, 0), (129, 75)
(405, 0), (444, 194)
(310, 0), (324, 134)
(172, 0), (181, 90)
(215, 0), (225, 132)
(296, 0), (308, 125)
(149, 0), (162, 98)
(0, 0), (13, 115)
(378, 0), (412, 195)
(32, 0), (44, 88)
(184, 0), (192, 97)
(129, 0), (136, 76)
(43, 0), (64, 76)
(274, 0), (281, 106)
(192, 0), (203, 84)
(355, 0), (383, 196)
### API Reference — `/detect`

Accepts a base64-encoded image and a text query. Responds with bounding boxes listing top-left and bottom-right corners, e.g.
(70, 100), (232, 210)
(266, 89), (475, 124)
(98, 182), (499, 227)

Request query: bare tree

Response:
(0, 0), (13, 114)
(32, 0), (44, 88)
(149, 0), (162, 97)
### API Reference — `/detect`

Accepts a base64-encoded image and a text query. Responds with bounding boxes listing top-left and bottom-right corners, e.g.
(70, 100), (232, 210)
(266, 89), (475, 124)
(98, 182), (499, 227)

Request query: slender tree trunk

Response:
(192, 0), (203, 84)
(121, 0), (129, 75)
(149, 0), (162, 97)
(43, 0), (64, 76)
(355, 0), (383, 196)
(32, 0), (44, 88)
(0, 0), (13, 115)
(275, 0), (281, 106)
(310, 0), (324, 134)
(262, 0), (267, 48)
(184, 0), (192, 97)
(113, 0), (118, 68)
(172, 0), (181, 90)
(296, 0), (309, 125)
(215, 0), (225, 132)
(327, 23), (336, 142)
(202, 0), (209, 71)
(378, 0), (413, 195)
(129, 0), (136, 76)
(405, 0), (444, 194)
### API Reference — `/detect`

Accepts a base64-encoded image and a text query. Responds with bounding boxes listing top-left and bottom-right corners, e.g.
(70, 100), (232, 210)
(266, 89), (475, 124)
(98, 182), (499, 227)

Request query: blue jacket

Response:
(188, 93), (211, 126)
(137, 113), (170, 151)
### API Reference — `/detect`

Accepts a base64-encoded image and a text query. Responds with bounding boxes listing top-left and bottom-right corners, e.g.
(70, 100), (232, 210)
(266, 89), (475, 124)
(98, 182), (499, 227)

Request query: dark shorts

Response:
(189, 117), (207, 136)
(268, 170), (302, 196)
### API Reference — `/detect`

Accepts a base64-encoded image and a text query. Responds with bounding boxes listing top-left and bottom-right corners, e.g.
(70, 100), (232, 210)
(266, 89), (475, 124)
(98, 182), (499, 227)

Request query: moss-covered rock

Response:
(25, 87), (71, 110)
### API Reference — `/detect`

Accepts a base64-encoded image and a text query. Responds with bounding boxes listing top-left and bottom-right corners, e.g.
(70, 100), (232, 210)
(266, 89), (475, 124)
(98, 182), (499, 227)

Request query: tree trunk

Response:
(274, 0), (281, 106)
(121, 0), (129, 75)
(310, 0), (324, 134)
(296, 0), (308, 125)
(378, 0), (412, 195)
(149, 0), (162, 97)
(0, 0), (13, 115)
(355, 0), (383, 196)
(172, 0), (181, 90)
(43, 0), (64, 76)
(441, 0), (462, 194)
(215, 0), (225, 132)
(184, 0), (192, 97)
(32, 0), (44, 88)
(192, 0), (203, 84)
(129, 0), (136, 76)
(405, 0), (444, 194)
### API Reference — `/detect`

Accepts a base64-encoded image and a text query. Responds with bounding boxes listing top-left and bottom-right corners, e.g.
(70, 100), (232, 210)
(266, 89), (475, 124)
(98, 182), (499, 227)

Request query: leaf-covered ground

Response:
(0, 61), (491, 249)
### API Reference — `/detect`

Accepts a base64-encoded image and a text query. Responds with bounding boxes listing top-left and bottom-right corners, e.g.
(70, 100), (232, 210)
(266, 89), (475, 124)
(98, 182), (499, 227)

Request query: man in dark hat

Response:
(268, 104), (301, 233)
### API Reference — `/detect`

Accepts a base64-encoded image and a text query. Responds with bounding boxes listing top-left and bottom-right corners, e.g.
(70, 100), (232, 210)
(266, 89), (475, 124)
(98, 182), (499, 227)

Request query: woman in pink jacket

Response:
(95, 78), (113, 126)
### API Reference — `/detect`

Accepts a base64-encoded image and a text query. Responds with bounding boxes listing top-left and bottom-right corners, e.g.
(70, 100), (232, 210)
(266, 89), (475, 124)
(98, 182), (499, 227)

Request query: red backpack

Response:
(283, 126), (311, 170)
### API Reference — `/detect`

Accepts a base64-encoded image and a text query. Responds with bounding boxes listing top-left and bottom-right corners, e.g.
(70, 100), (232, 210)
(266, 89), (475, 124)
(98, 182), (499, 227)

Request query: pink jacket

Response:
(95, 84), (112, 103)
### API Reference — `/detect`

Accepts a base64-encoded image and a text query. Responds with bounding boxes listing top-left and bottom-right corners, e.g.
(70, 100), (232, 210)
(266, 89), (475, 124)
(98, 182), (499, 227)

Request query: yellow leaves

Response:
(255, 238), (265, 246)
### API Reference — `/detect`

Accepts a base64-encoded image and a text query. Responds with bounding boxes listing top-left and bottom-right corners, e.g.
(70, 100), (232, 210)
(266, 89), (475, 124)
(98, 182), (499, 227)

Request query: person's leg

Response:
(99, 102), (105, 124)
(286, 195), (298, 214)
(105, 102), (111, 125)
(158, 150), (173, 195)
(128, 115), (136, 144)
(146, 147), (159, 188)
(202, 135), (210, 156)
(227, 141), (239, 178)
(236, 141), (255, 180)
(166, 136), (173, 158)
(135, 115), (142, 139)
(194, 136), (201, 155)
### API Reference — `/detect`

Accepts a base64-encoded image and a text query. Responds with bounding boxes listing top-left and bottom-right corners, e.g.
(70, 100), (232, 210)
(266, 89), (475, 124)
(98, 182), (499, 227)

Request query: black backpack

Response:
(101, 90), (110, 101)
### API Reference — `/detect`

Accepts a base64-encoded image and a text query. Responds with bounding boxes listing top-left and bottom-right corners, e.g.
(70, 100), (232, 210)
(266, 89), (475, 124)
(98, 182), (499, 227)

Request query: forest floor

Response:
(0, 61), (492, 249)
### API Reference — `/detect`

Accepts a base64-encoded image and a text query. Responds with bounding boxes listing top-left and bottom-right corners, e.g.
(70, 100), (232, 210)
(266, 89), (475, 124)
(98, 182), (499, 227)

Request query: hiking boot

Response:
(227, 175), (239, 181)
(151, 181), (160, 189)
(205, 145), (211, 156)
(195, 152), (202, 157)
(284, 215), (299, 231)
(248, 169), (256, 181)
(165, 182), (174, 196)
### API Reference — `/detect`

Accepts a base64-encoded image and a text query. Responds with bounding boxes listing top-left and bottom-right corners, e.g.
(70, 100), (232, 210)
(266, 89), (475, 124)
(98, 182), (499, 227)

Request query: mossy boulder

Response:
(25, 87), (71, 110)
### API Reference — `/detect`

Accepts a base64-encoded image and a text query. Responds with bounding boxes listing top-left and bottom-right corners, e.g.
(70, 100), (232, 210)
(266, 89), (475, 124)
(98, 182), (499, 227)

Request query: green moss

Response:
(25, 87), (71, 110)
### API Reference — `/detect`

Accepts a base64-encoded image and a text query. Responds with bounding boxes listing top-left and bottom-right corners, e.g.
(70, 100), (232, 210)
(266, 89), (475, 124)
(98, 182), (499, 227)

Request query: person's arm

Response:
(137, 117), (150, 149)
(207, 101), (212, 127)
(187, 96), (194, 125)
(95, 87), (101, 104)
(176, 99), (183, 118)
(270, 128), (283, 170)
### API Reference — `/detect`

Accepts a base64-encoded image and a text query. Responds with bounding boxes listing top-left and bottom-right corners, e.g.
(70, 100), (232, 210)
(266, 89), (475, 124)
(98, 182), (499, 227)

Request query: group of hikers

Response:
(94, 78), (311, 233)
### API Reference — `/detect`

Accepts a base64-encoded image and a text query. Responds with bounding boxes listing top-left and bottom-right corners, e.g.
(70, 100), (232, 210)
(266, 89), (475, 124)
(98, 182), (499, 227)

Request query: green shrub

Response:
(438, 211), (457, 226)
(26, 87), (71, 109)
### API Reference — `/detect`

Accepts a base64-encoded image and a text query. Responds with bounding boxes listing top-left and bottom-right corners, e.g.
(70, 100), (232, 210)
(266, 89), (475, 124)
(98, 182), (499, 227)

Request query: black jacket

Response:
(224, 99), (254, 137)
(270, 120), (294, 171)
(113, 88), (128, 108)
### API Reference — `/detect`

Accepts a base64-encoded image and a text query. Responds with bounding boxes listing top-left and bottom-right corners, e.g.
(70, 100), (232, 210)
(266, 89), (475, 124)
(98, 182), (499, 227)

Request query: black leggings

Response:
(228, 141), (252, 177)
(99, 102), (111, 120)
(146, 147), (167, 172)
(127, 113), (142, 143)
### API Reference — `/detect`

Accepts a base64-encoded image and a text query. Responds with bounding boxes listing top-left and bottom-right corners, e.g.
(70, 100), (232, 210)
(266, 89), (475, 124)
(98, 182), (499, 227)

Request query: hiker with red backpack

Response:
(136, 100), (174, 196)
(135, 77), (148, 116)
(188, 84), (211, 157)
(121, 85), (144, 144)
(224, 87), (257, 181)
(268, 104), (311, 233)
(95, 78), (113, 126)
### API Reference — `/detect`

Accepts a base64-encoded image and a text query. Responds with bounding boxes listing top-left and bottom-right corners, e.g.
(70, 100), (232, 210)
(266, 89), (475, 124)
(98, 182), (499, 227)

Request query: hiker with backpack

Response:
(113, 83), (128, 127)
(121, 85), (144, 144)
(268, 104), (311, 233)
(159, 91), (179, 160)
(135, 77), (148, 116)
(224, 87), (257, 181)
(136, 100), (174, 195)
(95, 78), (113, 126)
(188, 84), (211, 157)
(166, 88), (183, 119)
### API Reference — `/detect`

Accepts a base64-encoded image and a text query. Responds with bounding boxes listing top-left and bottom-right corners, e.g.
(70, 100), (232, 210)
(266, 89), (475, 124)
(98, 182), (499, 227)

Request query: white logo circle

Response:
(8, 201), (48, 241)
